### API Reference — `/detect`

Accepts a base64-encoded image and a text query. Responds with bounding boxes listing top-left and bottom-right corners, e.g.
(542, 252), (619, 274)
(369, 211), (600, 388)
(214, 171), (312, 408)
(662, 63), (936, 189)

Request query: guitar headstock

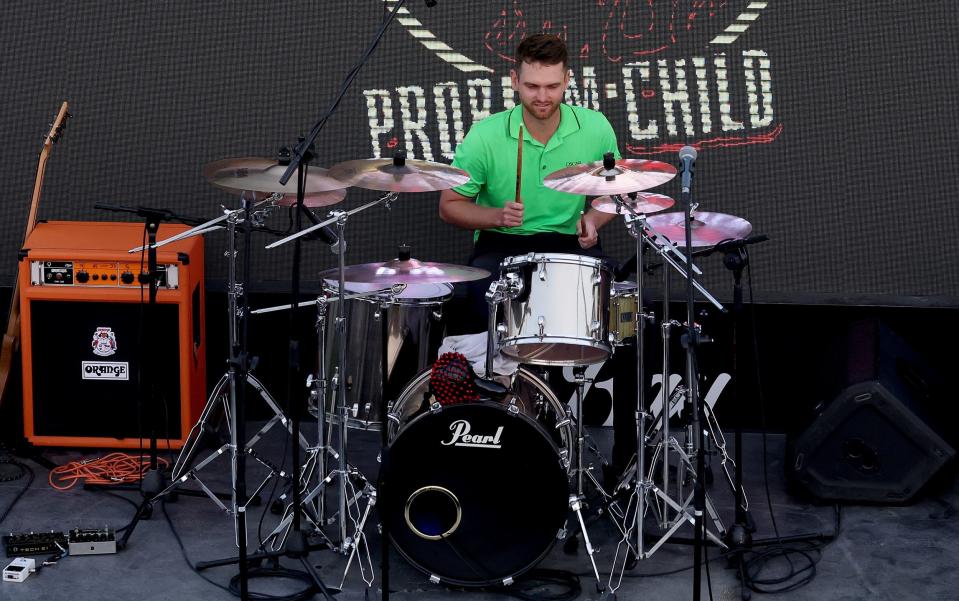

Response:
(45, 101), (71, 148)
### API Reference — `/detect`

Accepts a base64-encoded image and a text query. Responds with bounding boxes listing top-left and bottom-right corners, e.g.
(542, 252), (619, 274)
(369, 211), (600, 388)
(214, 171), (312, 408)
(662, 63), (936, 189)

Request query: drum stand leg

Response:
(152, 211), (307, 530)
(569, 366), (606, 594)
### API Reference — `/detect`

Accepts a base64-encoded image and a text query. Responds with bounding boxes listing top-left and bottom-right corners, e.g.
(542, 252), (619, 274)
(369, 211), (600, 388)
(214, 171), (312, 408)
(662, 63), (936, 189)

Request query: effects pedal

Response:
(67, 528), (117, 555)
(3, 557), (36, 583)
(3, 531), (67, 557)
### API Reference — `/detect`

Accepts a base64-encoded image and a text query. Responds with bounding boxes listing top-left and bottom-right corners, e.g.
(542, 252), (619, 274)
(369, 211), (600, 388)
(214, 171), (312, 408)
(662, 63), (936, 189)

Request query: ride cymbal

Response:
(644, 211), (752, 247)
(203, 157), (348, 203)
(319, 259), (489, 285)
(327, 155), (470, 192)
(544, 157), (677, 196)
(590, 192), (675, 216)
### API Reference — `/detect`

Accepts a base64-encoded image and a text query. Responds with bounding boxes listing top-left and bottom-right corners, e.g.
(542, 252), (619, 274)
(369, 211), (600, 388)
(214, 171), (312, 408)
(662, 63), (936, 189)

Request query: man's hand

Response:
(498, 201), (524, 228)
(577, 212), (599, 248)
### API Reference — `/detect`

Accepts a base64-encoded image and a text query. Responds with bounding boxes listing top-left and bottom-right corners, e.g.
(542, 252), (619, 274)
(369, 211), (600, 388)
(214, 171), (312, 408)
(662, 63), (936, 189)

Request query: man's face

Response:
(510, 60), (569, 122)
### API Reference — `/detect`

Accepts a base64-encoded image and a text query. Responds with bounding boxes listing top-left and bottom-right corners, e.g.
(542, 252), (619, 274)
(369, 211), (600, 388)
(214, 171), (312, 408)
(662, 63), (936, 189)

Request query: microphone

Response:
(714, 233), (769, 253)
(300, 208), (343, 254)
(679, 145), (697, 193)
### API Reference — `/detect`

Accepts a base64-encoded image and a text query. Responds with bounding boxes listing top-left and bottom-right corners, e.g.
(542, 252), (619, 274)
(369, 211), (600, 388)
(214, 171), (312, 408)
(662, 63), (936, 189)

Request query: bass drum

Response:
(383, 368), (571, 587)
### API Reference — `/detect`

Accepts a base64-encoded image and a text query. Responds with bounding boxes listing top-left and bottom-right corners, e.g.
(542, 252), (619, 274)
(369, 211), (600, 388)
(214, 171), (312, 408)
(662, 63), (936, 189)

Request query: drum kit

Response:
(136, 145), (757, 595)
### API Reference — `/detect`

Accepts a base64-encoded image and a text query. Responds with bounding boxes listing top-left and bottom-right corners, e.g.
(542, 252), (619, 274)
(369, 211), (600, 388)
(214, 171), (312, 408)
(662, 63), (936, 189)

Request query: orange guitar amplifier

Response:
(18, 221), (206, 449)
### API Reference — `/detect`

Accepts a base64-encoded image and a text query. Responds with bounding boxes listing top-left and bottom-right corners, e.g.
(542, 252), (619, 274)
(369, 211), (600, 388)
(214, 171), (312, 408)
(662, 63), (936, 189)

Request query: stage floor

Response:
(1, 423), (956, 601)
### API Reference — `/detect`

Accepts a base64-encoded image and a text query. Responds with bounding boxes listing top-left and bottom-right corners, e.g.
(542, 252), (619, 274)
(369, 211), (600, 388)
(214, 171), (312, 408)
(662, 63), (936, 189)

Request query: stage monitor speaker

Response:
(788, 319), (955, 504)
(18, 221), (206, 449)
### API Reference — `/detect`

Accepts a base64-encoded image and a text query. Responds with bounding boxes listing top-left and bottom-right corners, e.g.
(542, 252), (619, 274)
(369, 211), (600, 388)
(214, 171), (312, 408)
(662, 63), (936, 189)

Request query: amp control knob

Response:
(120, 272), (135, 285)
(76, 271), (89, 283)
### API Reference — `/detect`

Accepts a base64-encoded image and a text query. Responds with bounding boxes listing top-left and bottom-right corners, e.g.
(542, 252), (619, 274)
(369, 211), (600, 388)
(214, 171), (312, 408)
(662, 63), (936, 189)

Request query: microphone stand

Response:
(678, 160), (708, 601)
(90, 204), (184, 549)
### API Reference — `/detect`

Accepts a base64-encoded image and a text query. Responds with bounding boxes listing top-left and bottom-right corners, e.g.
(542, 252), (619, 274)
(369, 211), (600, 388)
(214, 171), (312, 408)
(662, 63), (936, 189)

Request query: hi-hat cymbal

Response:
(644, 211), (752, 247)
(203, 157), (348, 202)
(590, 192), (675, 216)
(544, 158), (677, 196)
(319, 259), (490, 285)
(327, 156), (470, 192)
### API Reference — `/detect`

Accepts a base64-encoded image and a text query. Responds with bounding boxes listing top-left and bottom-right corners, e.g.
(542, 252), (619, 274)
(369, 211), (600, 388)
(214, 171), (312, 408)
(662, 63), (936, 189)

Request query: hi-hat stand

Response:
(255, 189), (399, 593)
(604, 192), (730, 596)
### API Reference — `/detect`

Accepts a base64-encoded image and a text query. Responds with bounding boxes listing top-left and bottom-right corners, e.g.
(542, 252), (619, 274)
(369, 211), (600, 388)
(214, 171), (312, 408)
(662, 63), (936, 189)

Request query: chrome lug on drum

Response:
(381, 368), (572, 587)
(497, 253), (612, 366)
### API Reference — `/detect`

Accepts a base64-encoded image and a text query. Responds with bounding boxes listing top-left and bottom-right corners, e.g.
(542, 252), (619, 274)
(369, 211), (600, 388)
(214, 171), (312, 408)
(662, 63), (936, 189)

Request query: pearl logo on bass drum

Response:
(440, 419), (504, 449)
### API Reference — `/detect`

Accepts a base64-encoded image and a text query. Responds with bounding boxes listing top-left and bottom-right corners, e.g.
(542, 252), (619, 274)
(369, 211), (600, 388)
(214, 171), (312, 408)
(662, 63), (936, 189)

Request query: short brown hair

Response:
(515, 34), (568, 70)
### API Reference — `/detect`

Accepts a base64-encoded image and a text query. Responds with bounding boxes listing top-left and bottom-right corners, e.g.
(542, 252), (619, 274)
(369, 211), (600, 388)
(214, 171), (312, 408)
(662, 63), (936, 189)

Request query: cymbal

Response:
(327, 157), (470, 192)
(590, 192), (675, 216)
(273, 188), (347, 208)
(644, 211), (752, 247)
(319, 259), (490, 285)
(544, 158), (677, 196)
(203, 158), (348, 201)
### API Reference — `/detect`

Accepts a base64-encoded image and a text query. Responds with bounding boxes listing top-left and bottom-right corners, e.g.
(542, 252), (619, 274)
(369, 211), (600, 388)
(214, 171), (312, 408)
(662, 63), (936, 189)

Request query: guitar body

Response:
(0, 101), (70, 408)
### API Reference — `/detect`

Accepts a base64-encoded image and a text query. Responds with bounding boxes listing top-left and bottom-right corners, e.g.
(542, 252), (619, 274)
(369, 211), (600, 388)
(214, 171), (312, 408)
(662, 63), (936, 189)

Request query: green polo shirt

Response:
(451, 104), (620, 239)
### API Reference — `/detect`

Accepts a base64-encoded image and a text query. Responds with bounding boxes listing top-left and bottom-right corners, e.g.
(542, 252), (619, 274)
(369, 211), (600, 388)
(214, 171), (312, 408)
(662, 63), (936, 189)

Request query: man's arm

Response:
(439, 189), (524, 230)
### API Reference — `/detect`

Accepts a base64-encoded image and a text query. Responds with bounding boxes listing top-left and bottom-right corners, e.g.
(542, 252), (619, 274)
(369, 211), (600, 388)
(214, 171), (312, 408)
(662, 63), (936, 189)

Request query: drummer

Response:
(439, 33), (620, 335)
(439, 33), (637, 483)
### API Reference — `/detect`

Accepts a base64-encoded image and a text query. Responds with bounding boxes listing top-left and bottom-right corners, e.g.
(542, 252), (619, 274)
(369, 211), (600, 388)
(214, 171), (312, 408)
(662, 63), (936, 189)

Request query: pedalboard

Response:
(3, 531), (67, 557)
(67, 527), (116, 555)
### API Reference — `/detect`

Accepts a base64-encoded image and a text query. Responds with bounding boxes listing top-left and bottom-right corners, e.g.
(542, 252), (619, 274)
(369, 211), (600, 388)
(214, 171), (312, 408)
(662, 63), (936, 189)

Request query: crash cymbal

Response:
(644, 211), (752, 247)
(273, 188), (347, 208)
(203, 157), (347, 200)
(327, 155), (470, 192)
(544, 157), (677, 196)
(590, 192), (675, 216)
(319, 259), (490, 285)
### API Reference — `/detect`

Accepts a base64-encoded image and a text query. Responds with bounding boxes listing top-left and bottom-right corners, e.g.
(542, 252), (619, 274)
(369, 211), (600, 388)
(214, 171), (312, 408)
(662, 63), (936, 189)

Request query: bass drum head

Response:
(382, 402), (569, 586)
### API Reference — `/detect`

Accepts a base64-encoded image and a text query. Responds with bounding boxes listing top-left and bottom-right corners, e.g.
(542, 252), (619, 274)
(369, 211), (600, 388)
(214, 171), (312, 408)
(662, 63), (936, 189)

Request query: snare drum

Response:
(314, 280), (451, 430)
(382, 368), (571, 586)
(609, 281), (638, 345)
(498, 253), (611, 365)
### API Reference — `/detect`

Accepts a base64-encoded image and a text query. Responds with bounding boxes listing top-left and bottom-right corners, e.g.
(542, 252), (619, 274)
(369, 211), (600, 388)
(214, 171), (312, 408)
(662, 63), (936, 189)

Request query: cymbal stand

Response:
(153, 197), (310, 523)
(262, 190), (398, 587)
(606, 201), (727, 595)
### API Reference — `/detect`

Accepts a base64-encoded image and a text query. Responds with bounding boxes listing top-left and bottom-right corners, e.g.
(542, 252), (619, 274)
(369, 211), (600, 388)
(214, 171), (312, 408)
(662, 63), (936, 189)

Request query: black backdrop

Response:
(2, 1), (958, 306)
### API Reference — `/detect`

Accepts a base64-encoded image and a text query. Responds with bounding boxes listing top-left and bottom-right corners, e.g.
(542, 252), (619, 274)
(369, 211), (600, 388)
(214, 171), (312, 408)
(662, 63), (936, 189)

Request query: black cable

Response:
(0, 458), (34, 527)
(162, 500), (316, 601)
(735, 256), (839, 595)
(490, 568), (581, 601)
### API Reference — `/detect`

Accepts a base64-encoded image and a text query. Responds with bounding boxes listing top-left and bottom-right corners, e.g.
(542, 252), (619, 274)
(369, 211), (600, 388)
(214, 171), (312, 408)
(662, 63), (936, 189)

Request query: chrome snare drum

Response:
(315, 280), (451, 430)
(497, 253), (611, 365)
(382, 367), (571, 587)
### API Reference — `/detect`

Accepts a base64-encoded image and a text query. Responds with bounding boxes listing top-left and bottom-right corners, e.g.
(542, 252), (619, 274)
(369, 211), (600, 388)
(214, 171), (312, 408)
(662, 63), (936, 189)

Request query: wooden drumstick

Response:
(515, 126), (524, 204)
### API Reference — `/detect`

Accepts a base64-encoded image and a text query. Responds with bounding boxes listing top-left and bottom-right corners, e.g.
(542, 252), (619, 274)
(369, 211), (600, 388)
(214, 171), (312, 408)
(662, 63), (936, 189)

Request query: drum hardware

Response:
(265, 152), (486, 592)
(598, 176), (747, 596)
(120, 196), (305, 549)
(261, 190), (402, 561)
(590, 192), (675, 216)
